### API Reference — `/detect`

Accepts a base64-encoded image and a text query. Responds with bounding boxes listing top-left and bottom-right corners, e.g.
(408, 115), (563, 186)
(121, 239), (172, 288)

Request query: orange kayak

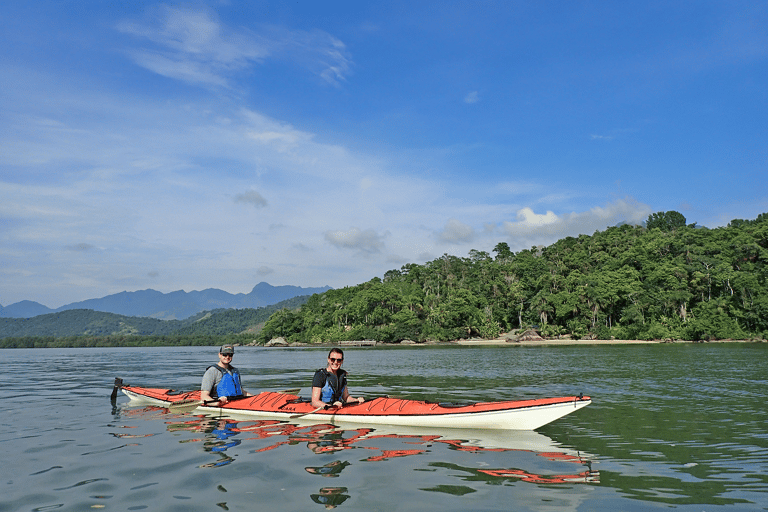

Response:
(119, 383), (590, 430)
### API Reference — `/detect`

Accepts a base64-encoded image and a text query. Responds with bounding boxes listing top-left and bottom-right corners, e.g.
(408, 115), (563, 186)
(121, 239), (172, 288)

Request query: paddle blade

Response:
(110, 377), (123, 401)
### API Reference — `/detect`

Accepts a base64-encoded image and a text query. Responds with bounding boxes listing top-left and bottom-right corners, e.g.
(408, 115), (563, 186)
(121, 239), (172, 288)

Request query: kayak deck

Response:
(120, 385), (591, 430)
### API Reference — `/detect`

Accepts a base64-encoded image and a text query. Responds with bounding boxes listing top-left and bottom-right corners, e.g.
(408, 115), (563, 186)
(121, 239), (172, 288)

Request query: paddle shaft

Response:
(289, 398), (361, 419)
(290, 405), (327, 419)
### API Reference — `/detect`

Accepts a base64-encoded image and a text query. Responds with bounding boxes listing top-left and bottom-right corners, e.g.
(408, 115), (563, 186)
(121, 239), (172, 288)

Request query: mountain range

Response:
(0, 282), (331, 320)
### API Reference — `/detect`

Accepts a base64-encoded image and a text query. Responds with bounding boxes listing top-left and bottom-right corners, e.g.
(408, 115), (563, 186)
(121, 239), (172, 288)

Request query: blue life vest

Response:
(208, 365), (243, 398)
(317, 368), (347, 403)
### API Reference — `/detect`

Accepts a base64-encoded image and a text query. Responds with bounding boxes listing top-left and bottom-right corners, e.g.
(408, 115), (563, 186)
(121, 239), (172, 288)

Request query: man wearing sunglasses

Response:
(201, 344), (253, 406)
(311, 348), (365, 409)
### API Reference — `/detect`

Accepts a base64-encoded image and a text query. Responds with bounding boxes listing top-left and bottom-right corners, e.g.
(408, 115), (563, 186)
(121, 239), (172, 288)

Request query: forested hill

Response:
(4, 212), (767, 348)
(258, 212), (768, 343)
(0, 295), (311, 346)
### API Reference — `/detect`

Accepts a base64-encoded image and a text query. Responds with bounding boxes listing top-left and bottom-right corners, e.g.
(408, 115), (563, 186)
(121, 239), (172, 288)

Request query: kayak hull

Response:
(120, 386), (591, 430)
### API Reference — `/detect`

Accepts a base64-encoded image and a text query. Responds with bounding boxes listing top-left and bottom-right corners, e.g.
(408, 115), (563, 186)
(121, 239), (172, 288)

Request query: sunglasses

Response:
(221, 353), (233, 358)
(329, 357), (343, 363)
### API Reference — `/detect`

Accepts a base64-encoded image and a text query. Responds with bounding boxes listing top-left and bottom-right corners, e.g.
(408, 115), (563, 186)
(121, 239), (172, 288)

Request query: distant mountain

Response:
(0, 295), (311, 340)
(0, 282), (331, 320)
(1, 300), (55, 319)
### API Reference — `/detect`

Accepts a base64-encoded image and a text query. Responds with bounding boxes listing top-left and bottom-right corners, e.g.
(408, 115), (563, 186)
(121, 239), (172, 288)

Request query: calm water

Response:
(1, 343), (766, 511)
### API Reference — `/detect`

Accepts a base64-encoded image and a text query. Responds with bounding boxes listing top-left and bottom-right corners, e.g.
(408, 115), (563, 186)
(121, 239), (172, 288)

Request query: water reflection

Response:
(310, 487), (350, 508)
(305, 460), (352, 477)
(118, 405), (597, 508)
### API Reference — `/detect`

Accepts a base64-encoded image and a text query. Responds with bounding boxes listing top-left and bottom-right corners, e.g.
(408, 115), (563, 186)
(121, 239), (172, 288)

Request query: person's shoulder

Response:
(312, 368), (327, 385)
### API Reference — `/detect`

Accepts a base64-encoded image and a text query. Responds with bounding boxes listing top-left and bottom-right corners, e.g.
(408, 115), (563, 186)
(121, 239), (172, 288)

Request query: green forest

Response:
(258, 211), (767, 343)
(3, 211), (767, 348)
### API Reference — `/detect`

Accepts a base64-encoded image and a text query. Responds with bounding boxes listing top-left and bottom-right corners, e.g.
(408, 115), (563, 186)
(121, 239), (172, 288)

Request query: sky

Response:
(1, 1), (767, 309)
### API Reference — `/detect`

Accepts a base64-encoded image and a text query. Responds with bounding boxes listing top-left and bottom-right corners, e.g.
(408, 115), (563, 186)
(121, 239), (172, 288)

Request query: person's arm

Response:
(341, 387), (364, 404)
(311, 386), (327, 409)
(201, 367), (224, 405)
(310, 370), (331, 408)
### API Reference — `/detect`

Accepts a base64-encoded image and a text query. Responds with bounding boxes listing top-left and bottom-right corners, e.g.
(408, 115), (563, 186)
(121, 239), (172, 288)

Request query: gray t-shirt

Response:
(201, 365), (238, 399)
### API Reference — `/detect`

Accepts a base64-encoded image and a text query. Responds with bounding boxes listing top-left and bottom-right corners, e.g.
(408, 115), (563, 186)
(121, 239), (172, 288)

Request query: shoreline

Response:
(452, 338), (762, 346)
(263, 337), (765, 348)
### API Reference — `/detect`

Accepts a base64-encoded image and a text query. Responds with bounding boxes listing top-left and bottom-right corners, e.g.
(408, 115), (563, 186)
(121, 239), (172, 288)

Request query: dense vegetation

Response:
(258, 212), (768, 343)
(4, 212), (767, 348)
(0, 296), (310, 348)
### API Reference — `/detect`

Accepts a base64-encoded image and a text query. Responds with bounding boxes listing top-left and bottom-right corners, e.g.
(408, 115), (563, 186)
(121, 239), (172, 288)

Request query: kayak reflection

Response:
(119, 406), (598, 484)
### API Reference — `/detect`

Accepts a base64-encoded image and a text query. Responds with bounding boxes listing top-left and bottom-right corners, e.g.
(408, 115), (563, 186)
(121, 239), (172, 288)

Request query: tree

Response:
(646, 211), (687, 232)
(493, 242), (513, 262)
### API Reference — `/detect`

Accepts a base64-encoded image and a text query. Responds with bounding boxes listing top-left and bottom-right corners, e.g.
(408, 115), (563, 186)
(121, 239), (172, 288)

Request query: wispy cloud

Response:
(256, 266), (274, 276)
(325, 227), (387, 255)
(66, 243), (97, 251)
(437, 219), (475, 244)
(117, 6), (352, 88)
(234, 190), (268, 208)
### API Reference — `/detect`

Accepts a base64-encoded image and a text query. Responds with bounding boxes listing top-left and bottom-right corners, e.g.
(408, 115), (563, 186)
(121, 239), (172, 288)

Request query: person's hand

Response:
(332, 400), (343, 408)
(357, 397), (365, 403)
(219, 396), (229, 405)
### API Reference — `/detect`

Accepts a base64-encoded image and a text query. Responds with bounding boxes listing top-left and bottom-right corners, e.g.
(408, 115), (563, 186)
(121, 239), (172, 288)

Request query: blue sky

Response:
(2, 1), (767, 308)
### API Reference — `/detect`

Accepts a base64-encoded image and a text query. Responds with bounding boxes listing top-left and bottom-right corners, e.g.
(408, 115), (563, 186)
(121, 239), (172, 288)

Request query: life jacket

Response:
(207, 364), (243, 399)
(317, 368), (347, 403)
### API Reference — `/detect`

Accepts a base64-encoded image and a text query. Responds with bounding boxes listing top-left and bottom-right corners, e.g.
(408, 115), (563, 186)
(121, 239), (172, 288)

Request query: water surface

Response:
(1, 343), (766, 511)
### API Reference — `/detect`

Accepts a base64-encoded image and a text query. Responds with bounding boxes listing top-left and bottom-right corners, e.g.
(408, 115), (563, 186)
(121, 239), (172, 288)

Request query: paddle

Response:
(290, 404), (329, 419)
(169, 388), (301, 414)
(290, 398), (363, 419)
(110, 377), (123, 401)
(169, 398), (216, 413)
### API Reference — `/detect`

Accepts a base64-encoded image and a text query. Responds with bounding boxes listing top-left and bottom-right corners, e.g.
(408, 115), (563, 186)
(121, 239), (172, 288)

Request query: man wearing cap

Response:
(200, 345), (253, 406)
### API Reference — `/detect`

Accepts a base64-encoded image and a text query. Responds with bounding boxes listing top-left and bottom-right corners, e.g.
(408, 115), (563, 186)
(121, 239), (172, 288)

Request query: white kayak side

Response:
(213, 400), (590, 430)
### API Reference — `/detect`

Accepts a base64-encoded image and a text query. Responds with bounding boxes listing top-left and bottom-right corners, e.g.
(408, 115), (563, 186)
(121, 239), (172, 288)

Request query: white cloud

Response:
(117, 6), (352, 88)
(500, 199), (652, 248)
(514, 207), (559, 226)
(464, 91), (480, 104)
(438, 218), (476, 244)
(325, 227), (386, 255)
